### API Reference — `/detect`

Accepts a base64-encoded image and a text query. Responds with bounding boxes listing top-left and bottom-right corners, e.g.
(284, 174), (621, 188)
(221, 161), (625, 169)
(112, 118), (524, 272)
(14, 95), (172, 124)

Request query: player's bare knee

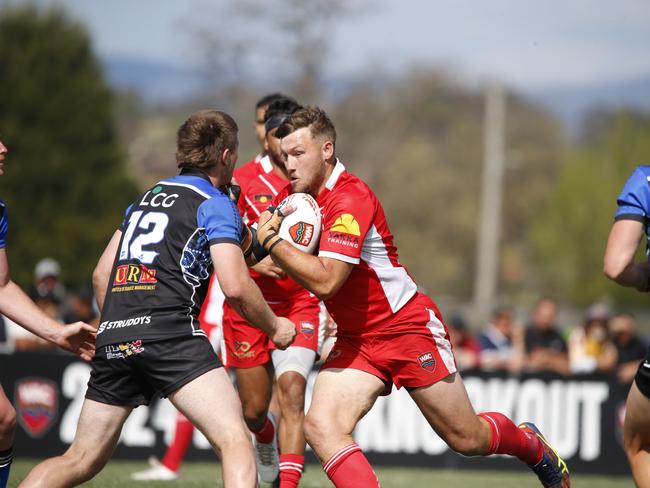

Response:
(278, 377), (306, 415)
(304, 411), (330, 447)
(446, 431), (484, 456)
(0, 403), (16, 437)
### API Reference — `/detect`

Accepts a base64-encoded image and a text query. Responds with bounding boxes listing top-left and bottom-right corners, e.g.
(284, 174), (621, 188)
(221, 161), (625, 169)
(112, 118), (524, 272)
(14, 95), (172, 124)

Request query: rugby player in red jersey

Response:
(255, 107), (571, 488)
(0, 139), (96, 488)
(224, 97), (321, 486)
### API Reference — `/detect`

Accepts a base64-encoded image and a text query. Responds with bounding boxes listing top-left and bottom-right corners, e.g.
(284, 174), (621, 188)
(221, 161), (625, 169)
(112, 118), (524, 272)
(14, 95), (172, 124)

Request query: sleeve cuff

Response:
(614, 214), (646, 222)
(209, 237), (241, 246)
(318, 250), (360, 264)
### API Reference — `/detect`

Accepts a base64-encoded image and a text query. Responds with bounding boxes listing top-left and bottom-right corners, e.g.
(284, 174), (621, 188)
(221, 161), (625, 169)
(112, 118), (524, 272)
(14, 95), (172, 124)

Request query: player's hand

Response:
(257, 203), (296, 252)
(252, 255), (286, 278)
(270, 317), (296, 350)
(55, 322), (96, 361)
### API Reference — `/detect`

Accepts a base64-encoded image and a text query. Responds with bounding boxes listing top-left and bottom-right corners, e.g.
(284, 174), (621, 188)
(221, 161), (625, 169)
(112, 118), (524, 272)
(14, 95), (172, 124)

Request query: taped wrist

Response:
(244, 226), (270, 263)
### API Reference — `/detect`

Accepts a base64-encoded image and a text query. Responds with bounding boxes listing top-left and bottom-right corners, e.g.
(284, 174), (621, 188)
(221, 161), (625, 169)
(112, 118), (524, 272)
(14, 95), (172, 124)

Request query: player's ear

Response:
(322, 139), (334, 160)
(221, 147), (236, 166)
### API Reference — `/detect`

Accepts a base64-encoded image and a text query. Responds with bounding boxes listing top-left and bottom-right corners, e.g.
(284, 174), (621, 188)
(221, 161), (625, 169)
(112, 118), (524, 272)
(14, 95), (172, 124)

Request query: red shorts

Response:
(322, 295), (456, 395)
(222, 295), (320, 368)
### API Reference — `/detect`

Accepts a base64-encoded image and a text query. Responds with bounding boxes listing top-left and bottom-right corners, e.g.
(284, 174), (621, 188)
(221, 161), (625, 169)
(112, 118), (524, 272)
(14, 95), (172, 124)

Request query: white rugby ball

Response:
(277, 193), (322, 254)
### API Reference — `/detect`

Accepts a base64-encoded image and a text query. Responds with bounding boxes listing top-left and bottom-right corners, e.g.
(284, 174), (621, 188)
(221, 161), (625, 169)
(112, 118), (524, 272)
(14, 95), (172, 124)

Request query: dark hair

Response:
(275, 106), (336, 145)
(176, 110), (238, 171)
(255, 93), (289, 110)
(264, 98), (301, 122)
(264, 97), (302, 132)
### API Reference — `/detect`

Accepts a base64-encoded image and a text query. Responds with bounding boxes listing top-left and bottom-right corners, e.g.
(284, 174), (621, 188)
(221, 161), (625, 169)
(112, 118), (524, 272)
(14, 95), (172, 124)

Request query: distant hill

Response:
(526, 75), (650, 136)
(103, 57), (205, 104)
(102, 55), (650, 134)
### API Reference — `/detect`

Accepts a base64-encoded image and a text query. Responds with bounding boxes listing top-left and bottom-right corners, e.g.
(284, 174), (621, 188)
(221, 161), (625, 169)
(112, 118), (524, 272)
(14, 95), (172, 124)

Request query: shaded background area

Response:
(1, 0), (649, 323)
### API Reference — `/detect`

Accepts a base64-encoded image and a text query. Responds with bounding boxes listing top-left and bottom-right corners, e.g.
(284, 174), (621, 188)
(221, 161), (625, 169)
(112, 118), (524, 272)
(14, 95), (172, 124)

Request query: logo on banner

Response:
(300, 321), (315, 339)
(418, 352), (436, 372)
(15, 378), (58, 438)
(289, 222), (315, 247)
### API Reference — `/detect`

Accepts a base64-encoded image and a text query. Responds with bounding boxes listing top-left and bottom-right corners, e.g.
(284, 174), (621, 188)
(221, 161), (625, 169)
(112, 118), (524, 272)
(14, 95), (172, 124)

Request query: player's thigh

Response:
(307, 367), (385, 436)
(67, 399), (131, 465)
(168, 367), (249, 447)
(409, 372), (483, 442)
(624, 381), (650, 452)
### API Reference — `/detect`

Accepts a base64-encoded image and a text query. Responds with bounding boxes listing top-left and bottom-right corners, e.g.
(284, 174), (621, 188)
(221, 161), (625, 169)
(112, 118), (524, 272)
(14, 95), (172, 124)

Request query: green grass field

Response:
(8, 459), (634, 487)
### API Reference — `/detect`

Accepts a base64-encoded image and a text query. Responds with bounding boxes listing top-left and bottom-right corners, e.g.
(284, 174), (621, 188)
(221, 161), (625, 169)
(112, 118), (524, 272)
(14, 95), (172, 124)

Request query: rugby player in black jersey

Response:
(20, 111), (296, 488)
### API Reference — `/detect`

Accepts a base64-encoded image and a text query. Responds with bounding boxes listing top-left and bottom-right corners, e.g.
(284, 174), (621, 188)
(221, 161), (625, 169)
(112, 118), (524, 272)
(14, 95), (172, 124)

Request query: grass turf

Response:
(8, 459), (633, 487)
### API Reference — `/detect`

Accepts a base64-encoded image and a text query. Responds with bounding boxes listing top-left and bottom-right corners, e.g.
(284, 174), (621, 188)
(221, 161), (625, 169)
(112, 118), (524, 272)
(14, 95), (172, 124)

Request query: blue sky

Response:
(21, 0), (650, 89)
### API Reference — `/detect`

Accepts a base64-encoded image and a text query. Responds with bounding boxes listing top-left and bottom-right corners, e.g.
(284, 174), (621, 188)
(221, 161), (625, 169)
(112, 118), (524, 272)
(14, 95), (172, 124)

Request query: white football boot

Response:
(253, 413), (279, 483)
(131, 456), (179, 481)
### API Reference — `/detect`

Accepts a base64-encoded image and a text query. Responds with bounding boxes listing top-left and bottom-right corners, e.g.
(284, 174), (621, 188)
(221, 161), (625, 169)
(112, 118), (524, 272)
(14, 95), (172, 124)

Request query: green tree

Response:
(531, 110), (650, 306)
(0, 6), (138, 287)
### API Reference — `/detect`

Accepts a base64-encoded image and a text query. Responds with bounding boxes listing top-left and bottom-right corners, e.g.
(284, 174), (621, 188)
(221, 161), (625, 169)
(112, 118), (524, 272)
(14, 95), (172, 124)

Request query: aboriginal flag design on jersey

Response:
(96, 169), (243, 348)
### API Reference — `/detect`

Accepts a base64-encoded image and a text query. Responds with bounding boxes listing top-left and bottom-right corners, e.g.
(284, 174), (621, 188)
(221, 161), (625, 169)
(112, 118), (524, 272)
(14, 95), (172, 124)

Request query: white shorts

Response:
(271, 346), (317, 379)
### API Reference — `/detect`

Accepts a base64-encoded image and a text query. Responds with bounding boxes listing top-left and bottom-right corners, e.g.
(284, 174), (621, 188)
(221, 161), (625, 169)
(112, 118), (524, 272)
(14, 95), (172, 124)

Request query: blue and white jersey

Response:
(96, 168), (244, 347)
(0, 199), (7, 249)
(615, 166), (650, 256)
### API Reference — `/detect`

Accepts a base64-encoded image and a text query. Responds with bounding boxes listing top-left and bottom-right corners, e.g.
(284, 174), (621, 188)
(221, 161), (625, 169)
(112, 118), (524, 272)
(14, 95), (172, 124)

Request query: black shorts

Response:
(634, 346), (650, 399)
(86, 334), (220, 407)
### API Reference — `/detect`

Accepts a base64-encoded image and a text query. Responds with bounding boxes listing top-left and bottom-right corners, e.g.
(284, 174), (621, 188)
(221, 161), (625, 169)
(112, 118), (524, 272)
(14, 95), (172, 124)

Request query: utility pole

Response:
(473, 80), (506, 325)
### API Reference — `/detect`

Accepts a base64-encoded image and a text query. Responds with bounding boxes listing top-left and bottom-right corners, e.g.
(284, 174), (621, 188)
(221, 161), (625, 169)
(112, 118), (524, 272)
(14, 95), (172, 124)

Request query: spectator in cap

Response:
(33, 257), (66, 303)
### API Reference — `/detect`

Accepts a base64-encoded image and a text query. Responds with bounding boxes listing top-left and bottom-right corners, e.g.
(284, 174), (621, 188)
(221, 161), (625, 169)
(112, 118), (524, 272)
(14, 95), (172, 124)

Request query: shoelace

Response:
(256, 442), (276, 465)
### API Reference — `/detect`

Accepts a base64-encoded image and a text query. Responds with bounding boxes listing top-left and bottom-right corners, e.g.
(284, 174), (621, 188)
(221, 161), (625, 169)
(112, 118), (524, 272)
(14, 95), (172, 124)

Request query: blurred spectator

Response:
(524, 298), (569, 375)
(447, 314), (480, 371)
(478, 306), (524, 373)
(5, 293), (60, 351)
(32, 257), (66, 303)
(568, 303), (617, 374)
(61, 285), (99, 328)
(610, 312), (646, 385)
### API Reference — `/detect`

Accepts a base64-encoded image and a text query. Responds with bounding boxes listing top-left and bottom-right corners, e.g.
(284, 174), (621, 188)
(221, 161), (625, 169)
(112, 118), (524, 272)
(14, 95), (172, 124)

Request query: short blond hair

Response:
(276, 106), (336, 145)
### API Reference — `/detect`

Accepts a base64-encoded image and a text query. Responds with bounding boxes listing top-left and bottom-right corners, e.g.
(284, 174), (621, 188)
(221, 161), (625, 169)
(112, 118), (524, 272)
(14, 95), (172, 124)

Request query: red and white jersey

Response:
(234, 156), (312, 303)
(275, 161), (419, 335)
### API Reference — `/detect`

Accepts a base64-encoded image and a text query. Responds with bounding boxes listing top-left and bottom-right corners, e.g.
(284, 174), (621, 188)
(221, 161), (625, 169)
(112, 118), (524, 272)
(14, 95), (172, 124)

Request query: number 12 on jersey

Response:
(120, 210), (169, 264)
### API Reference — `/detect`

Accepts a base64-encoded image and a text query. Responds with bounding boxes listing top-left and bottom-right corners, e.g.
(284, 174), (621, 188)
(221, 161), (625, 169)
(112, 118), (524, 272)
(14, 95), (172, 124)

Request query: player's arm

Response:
(603, 219), (649, 291)
(271, 241), (351, 300)
(0, 249), (95, 360)
(210, 242), (295, 349)
(92, 229), (122, 311)
(256, 207), (353, 299)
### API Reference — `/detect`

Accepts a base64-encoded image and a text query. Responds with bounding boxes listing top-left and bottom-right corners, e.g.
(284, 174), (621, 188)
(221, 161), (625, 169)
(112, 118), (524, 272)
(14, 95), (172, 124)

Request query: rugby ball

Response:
(277, 193), (321, 254)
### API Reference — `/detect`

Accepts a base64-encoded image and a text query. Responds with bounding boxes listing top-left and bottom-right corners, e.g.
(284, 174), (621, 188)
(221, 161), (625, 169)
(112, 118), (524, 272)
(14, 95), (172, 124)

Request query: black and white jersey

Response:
(96, 169), (243, 348)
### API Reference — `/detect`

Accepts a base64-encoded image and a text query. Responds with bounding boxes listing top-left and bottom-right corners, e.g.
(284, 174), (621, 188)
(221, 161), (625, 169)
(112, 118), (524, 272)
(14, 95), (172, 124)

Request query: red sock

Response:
(478, 412), (543, 465)
(251, 416), (275, 444)
(162, 415), (194, 472)
(323, 444), (379, 488)
(279, 453), (304, 488)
